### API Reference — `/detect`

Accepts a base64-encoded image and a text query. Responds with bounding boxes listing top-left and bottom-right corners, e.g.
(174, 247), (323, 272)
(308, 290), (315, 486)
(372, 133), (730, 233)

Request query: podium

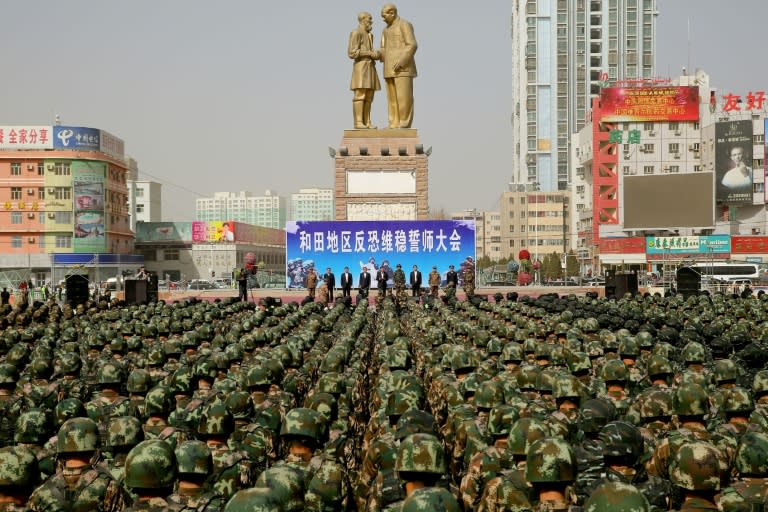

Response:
(65, 275), (89, 306)
(125, 279), (148, 304)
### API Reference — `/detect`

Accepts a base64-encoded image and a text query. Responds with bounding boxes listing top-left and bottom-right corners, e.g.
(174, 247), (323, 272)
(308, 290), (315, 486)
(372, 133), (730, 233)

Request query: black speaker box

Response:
(65, 275), (89, 306)
(125, 280), (148, 305)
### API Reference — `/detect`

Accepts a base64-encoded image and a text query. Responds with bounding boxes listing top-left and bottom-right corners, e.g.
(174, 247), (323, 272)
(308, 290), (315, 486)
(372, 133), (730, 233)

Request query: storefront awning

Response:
(599, 254), (647, 265)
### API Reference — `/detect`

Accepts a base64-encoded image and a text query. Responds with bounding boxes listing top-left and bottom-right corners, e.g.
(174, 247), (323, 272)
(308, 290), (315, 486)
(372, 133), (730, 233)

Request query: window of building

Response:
(669, 143), (680, 153)
(54, 163), (70, 176)
(136, 204), (145, 213)
(56, 211), (72, 224)
(135, 188), (144, 197)
(54, 188), (71, 200)
(643, 165), (654, 174)
(38, 212), (44, 224)
(669, 122), (679, 131)
(755, 134), (765, 144)
(37, 163), (44, 175)
(55, 236), (72, 248)
(693, 122), (699, 130)
(11, 212), (22, 224)
(164, 249), (180, 261)
(10, 187), (21, 200)
(509, 240), (515, 247)
(669, 165), (680, 173)
(643, 123), (654, 132)
(694, 165), (702, 172)
(38, 188), (45, 200)
(11, 236), (22, 248)
(10, 163), (21, 176)
(643, 143), (654, 153)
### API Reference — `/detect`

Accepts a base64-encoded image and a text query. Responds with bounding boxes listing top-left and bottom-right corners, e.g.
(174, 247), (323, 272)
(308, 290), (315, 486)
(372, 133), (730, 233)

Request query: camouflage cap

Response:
(599, 421), (643, 459)
(15, 408), (51, 444)
(525, 437), (576, 483)
(0, 446), (38, 487)
(224, 487), (285, 512)
(396, 433), (447, 475)
(395, 410), (438, 440)
(669, 441), (723, 491)
(401, 487), (461, 512)
(508, 418), (549, 457)
(280, 407), (326, 443)
(673, 383), (709, 417)
(125, 439), (177, 489)
(54, 398), (85, 427)
(198, 403), (235, 436)
(253, 465), (306, 512)
(584, 481), (650, 512)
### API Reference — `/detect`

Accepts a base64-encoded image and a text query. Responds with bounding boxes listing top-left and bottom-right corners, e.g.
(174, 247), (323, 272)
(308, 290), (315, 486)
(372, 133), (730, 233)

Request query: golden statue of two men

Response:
(348, 4), (417, 129)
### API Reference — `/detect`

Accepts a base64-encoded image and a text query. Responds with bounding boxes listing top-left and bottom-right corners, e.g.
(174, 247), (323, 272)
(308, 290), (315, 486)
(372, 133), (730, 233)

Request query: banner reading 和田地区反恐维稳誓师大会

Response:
(285, 220), (476, 289)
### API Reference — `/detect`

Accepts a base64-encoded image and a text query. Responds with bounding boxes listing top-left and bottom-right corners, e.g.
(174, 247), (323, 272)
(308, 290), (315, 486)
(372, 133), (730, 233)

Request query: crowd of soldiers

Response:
(0, 286), (766, 511)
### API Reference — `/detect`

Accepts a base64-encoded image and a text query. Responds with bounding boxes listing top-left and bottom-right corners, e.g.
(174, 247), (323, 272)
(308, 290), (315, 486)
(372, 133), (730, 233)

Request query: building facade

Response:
(196, 190), (287, 230)
(450, 209), (502, 261)
(511, 0), (657, 191)
(290, 188), (334, 221)
(500, 189), (571, 262)
(128, 180), (162, 231)
(0, 125), (137, 285)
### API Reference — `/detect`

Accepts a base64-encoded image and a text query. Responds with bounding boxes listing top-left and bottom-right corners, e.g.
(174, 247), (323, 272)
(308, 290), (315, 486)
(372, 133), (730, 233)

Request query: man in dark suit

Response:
(409, 264), (422, 297)
(446, 264), (459, 289)
(358, 267), (371, 298)
(376, 267), (389, 298)
(340, 266), (353, 298)
(323, 267), (336, 299)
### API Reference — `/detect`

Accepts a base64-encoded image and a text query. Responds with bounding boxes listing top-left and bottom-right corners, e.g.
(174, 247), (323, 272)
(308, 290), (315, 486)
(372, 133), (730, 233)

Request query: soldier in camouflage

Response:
(122, 439), (177, 511)
(167, 440), (225, 512)
(0, 446), (40, 510)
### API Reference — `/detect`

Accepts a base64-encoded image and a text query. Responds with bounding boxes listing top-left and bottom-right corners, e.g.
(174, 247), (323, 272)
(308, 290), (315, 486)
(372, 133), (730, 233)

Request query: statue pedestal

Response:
(333, 129), (429, 220)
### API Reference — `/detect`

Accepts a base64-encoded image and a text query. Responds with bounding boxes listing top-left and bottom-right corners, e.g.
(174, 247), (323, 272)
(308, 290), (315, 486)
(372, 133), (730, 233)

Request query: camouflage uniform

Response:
(428, 269), (441, 298)
(167, 440), (224, 512)
(463, 266), (475, 297)
(393, 266), (407, 305)
(0, 445), (40, 510)
(122, 439), (178, 511)
(29, 418), (129, 512)
(718, 432), (768, 512)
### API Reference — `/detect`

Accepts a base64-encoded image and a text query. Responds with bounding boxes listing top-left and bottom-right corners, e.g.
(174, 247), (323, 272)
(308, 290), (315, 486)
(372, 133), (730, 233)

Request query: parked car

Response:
(212, 278), (232, 289)
(187, 280), (217, 290)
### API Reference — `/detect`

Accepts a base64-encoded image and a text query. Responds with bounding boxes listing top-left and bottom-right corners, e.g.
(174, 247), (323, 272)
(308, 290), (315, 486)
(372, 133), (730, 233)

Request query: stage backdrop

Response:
(286, 220), (476, 289)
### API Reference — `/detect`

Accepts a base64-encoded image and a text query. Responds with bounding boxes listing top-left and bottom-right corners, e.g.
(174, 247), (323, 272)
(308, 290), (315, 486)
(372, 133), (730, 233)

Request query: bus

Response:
(684, 262), (763, 285)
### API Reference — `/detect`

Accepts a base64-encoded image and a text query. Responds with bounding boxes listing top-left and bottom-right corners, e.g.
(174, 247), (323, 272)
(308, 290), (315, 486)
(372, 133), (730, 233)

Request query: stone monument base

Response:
(333, 129), (429, 221)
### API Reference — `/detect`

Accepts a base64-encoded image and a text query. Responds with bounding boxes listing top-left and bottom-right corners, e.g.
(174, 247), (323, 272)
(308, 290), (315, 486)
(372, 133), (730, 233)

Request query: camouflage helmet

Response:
(246, 366), (272, 389)
(125, 439), (177, 489)
(252, 465), (306, 512)
(553, 374), (582, 401)
(474, 380), (504, 410)
(226, 390), (255, 421)
(0, 446), (38, 487)
(600, 359), (628, 383)
(144, 385), (174, 417)
(97, 362), (124, 386)
(147, 347), (166, 367)
(673, 383), (709, 417)
(754, 370), (768, 396)
(224, 487), (282, 512)
(645, 355), (673, 379)
(126, 369), (151, 394)
(680, 341), (706, 364)
(639, 389), (673, 420)
(107, 416), (144, 449)
(316, 372), (346, 395)
(501, 342), (524, 364)
(175, 440), (212, 476)
(198, 403), (235, 436)
(567, 351), (592, 375)
(734, 432), (768, 476)
(525, 437), (577, 483)
(15, 408), (51, 444)
(583, 317), (600, 333)
(635, 331), (654, 349)
(280, 408), (326, 444)
(59, 352), (81, 375)
(401, 487), (461, 512)
(579, 398), (617, 434)
(722, 386), (755, 415)
(0, 363), (18, 385)
(395, 410), (438, 440)
(57, 417), (100, 454)
(584, 481), (650, 512)
(396, 433), (447, 475)
(599, 421), (643, 459)
(170, 366), (193, 394)
(508, 418), (549, 457)
(669, 441), (722, 491)
(487, 405), (520, 438)
(713, 359), (739, 384)
(54, 398), (85, 427)
(304, 392), (338, 424)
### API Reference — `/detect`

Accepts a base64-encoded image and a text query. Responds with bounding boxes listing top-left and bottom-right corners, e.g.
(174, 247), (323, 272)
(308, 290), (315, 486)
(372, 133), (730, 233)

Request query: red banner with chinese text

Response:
(600, 86), (700, 122)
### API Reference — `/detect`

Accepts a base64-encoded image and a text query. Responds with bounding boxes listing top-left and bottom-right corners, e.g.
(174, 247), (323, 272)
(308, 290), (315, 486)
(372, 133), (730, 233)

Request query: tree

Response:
(542, 252), (562, 280)
(566, 250), (579, 281)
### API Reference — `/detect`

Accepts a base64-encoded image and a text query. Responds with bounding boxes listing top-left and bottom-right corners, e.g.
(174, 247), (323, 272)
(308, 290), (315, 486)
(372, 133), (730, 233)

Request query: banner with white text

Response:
(286, 220), (476, 289)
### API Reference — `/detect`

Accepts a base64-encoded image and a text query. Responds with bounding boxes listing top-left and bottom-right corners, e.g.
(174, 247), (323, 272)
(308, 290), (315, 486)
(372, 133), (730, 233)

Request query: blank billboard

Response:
(624, 173), (713, 229)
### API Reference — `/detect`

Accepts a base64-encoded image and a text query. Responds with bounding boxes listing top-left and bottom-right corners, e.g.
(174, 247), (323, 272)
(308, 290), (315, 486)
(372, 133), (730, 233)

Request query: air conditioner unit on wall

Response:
(673, 153), (680, 159)
(47, 164), (54, 170)
(27, 237), (35, 243)
(27, 189), (34, 195)
(48, 188), (56, 194)
(47, 213), (56, 219)
(27, 164), (33, 170)
(27, 213), (35, 219)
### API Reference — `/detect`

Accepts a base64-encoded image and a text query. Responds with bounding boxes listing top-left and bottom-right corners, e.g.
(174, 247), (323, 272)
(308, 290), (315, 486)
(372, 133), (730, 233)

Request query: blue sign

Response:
(286, 220), (476, 289)
(53, 126), (100, 150)
(646, 235), (731, 255)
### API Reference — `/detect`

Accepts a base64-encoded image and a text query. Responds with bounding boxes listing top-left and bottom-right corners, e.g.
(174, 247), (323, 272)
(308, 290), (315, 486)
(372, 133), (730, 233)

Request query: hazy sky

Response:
(2, 1), (766, 221)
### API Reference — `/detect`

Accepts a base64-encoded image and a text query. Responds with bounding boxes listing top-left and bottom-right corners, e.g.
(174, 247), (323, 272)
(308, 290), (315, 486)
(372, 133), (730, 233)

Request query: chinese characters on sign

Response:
(609, 130), (642, 144)
(0, 126), (52, 149)
(297, 227), (463, 254)
(600, 87), (700, 122)
(721, 91), (766, 112)
(646, 235), (731, 255)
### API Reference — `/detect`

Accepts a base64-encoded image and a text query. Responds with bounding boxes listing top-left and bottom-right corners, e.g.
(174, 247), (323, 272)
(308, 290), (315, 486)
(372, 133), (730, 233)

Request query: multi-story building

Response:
(128, 180), (162, 231)
(511, 0), (657, 191)
(499, 189), (570, 262)
(290, 188), (334, 221)
(449, 209), (501, 260)
(572, 70), (768, 275)
(196, 190), (287, 229)
(0, 125), (140, 285)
